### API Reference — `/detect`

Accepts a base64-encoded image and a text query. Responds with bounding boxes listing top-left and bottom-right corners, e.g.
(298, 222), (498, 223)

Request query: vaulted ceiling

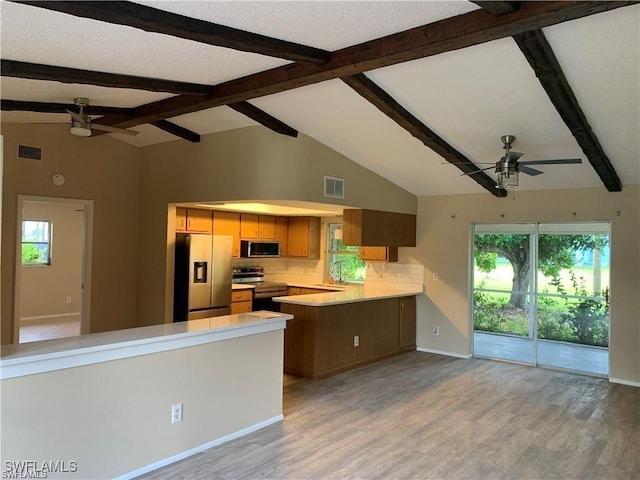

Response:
(1, 1), (638, 197)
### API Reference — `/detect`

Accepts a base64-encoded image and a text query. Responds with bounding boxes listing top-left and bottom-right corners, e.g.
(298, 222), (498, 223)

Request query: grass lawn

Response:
(474, 261), (610, 296)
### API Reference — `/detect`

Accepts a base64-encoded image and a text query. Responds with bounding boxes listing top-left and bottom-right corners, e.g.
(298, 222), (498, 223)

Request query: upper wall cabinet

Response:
(240, 214), (277, 239)
(343, 209), (416, 247)
(213, 211), (241, 257)
(287, 216), (320, 259)
(176, 208), (212, 234)
(360, 246), (398, 263)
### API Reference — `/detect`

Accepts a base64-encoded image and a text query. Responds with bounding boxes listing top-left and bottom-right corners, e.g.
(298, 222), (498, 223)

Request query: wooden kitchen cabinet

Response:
(231, 289), (253, 314)
(398, 296), (417, 350)
(275, 217), (288, 256)
(213, 211), (241, 257)
(281, 296), (415, 380)
(240, 214), (276, 239)
(287, 216), (320, 258)
(343, 208), (416, 247)
(176, 208), (212, 234)
(288, 287), (302, 296)
(360, 246), (398, 262)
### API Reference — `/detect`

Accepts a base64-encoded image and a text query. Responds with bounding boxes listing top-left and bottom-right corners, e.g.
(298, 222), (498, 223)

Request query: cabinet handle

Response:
(400, 302), (404, 309)
(188, 219), (191, 228)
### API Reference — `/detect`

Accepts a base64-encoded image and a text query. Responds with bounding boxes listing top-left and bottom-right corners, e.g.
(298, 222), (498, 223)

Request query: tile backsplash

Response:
(233, 256), (424, 288)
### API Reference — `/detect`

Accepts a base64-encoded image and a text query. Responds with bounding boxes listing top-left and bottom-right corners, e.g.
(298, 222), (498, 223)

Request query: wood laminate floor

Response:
(139, 352), (639, 480)
(19, 315), (81, 343)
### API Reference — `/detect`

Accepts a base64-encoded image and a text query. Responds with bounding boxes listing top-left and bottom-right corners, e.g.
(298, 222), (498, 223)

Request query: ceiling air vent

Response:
(324, 176), (345, 199)
(18, 145), (43, 161)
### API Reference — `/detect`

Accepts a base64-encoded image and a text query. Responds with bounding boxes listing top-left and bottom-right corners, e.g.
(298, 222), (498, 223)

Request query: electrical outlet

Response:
(171, 403), (183, 424)
(378, 273), (384, 279)
(354, 335), (360, 347)
(66, 296), (72, 303)
(433, 326), (440, 336)
(433, 273), (439, 281)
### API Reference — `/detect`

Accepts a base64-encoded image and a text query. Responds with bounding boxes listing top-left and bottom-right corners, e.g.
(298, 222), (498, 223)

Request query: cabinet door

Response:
(213, 211), (241, 257)
(360, 246), (398, 262)
(287, 217), (310, 257)
(240, 214), (260, 238)
(398, 297), (417, 349)
(259, 215), (276, 239)
(287, 217), (320, 258)
(288, 287), (302, 296)
(275, 217), (288, 256)
(186, 209), (212, 233)
(231, 301), (252, 314)
(176, 207), (187, 233)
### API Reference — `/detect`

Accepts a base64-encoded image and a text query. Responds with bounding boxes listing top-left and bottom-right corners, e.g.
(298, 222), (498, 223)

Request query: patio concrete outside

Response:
(473, 331), (608, 376)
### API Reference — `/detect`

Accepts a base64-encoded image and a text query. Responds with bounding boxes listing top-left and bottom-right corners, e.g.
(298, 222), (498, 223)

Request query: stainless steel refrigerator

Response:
(173, 234), (233, 321)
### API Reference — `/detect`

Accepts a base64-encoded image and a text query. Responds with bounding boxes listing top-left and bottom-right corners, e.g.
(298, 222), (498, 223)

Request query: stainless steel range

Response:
(232, 266), (288, 311)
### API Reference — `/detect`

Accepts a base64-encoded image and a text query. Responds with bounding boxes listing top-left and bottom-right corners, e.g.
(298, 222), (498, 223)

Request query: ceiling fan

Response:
(66, 98), (139, 137)
(461, 135), (582, 190)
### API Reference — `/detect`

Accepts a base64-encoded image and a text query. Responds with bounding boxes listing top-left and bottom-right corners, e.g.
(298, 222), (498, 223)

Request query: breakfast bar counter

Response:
(274, 285), (421, 380)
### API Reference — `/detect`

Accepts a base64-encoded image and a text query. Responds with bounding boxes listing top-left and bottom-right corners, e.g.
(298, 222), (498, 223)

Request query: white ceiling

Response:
(1, 1), (638, 196)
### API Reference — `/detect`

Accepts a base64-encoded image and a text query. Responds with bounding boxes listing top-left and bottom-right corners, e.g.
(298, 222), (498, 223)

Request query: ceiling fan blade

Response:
(518, 165), (544, 176)
(91, 123), (140, 136)
(460, 166), (495, 176)
(505, 151), (524, 163)
(441, 162), (495, 165)
(66, 109), (85, 123)
(519, 158), (582, 165)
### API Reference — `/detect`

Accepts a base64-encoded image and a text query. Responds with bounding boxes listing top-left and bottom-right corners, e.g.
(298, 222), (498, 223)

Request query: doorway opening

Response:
(472, 222), (610, 377)
(14, 196), (93, 343)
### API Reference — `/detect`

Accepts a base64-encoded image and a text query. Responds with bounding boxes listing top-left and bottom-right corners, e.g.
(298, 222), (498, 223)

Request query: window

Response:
(327, 224), (366, 283)
(22, 220), (51, 265)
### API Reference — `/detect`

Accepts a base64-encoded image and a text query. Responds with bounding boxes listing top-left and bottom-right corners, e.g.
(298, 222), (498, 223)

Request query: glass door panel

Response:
(473, 225), (535, 364)
(535, 224), (610, 376)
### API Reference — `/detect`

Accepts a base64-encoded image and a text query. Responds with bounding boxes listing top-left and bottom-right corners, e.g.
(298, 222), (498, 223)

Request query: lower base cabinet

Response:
(281, 296), (416, 379)
(231, 290), (252, 314)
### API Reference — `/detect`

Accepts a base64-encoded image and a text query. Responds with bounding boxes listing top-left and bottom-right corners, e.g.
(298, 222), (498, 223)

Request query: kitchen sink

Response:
(313, 283), (348, 289)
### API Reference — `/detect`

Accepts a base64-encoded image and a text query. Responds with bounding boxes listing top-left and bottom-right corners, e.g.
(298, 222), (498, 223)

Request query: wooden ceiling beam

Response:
(1, 59), (214, 96)
(13, 1), (331, 65)
(342, 73), (505, 197)
(90, 1), (635, 130)
(513, 29), (622, 191)
(0, 99), (132, 116)
(471, 1), (522, 16)
(228, 101), (298, 138)
(151, 120), (200, 143)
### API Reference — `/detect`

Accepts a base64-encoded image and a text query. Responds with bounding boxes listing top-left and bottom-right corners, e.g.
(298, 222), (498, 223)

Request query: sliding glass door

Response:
(472, 224), (535, 364)
(535, 224), (610, 375)
(472, 223), (609, 377)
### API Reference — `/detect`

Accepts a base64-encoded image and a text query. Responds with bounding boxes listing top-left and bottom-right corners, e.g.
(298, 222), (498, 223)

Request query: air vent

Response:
(324, 176), (345, 199)
(18, 145), (42, 160)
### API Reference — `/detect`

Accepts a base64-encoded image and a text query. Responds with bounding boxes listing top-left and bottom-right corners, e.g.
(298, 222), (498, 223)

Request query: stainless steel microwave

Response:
(240, 240), (280, 258)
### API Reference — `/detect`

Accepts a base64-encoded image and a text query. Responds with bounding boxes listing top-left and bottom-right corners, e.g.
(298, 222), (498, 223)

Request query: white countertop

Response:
(273, 285), (423, 306)
(232, 284), (255, 290)
(0, 312), (291, 380)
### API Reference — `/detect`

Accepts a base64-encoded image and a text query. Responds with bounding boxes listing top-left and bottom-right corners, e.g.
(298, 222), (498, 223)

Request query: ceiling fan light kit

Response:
(70, 119), (92, 137)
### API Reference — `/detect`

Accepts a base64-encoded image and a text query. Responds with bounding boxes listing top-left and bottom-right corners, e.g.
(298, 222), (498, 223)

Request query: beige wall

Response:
(1, 330), (284, 479)
(20, 201), (84, 318)
(404, 186), (639, 384)
(137, 127), (417, 327)
(1, 124), (141, 344)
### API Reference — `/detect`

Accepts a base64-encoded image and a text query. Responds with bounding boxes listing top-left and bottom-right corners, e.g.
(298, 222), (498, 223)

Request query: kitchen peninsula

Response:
(1, 312), (291, 479)
(275, 285), (422, 379)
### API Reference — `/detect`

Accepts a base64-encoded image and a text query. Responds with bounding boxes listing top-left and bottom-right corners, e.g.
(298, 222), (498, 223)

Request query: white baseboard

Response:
(20, 312), (81, 322)
(116, 414), (284, 480)
(417, 347), (472, 359)
(609, 377), (640, 388)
